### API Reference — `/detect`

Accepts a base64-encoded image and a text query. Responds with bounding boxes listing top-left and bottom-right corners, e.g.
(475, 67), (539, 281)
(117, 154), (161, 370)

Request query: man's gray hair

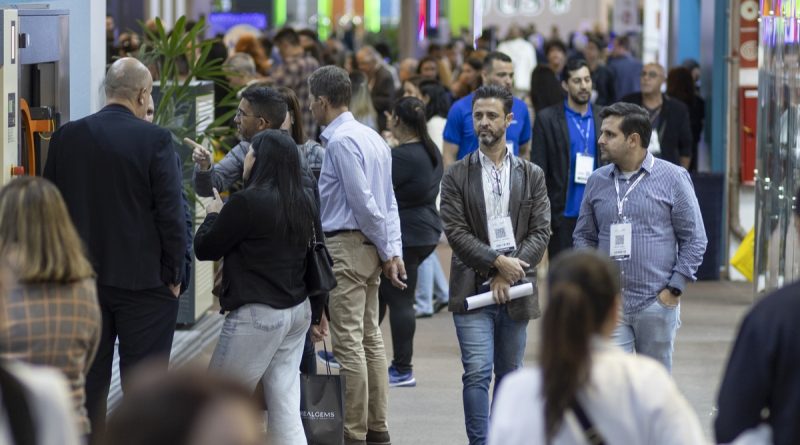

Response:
(104, 57), (151, 102)
(308, 65), (351, 108)
(224, 53), (257, 76)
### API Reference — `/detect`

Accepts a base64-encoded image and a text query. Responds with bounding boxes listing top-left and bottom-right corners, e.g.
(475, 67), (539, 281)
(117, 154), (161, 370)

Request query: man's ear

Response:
(505, 111), (514, 128)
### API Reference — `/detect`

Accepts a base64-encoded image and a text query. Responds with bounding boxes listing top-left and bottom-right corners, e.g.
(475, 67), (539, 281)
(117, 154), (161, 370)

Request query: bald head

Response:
(640, 62), (665, 95)
(104, 58), (153, 119)
(356, 46), (380, 76)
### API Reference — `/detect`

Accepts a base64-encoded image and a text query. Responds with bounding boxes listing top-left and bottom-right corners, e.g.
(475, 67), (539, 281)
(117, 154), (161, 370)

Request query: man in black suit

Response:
(43, 57), (187, 438)
(356, 45), (395, 132)
(621, 62), (693, 168)
(532, 59), (603, 259)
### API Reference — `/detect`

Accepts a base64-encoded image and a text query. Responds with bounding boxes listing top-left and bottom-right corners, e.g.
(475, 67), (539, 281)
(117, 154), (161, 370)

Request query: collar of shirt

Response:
(608, 151), (655, 179)
(320, 111), (355, 147)
(478, 147), (512, 170)
(564, 100), (593, 119)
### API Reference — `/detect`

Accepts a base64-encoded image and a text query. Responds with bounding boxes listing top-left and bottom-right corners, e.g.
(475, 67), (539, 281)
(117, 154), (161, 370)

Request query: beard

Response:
(478, 127), (504, 147)
(570, 91), (591, 105)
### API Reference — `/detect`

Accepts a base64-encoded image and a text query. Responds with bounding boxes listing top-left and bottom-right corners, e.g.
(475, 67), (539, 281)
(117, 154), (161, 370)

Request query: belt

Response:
(324, 229), (361, 238)
(324, 229), (374, 246)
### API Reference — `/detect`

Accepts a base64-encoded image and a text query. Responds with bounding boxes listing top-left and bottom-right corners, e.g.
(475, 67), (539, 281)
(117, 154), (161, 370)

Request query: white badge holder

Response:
(648, 130), (661, 156)
(574, 153), (594, 184)
(610, 218), (632, 261)
(488, 216), (516, 252)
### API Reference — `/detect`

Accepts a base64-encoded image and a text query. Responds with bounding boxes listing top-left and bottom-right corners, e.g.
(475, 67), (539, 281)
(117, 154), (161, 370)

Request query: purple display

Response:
(208, 12), (268, 35)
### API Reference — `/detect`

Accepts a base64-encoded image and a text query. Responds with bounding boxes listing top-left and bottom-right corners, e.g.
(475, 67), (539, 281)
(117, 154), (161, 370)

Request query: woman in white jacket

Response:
(489, 250), (707, 445)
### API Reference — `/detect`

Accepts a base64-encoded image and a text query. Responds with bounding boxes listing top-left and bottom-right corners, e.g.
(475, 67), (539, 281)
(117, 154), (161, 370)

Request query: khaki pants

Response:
(327, 232), (389, 440)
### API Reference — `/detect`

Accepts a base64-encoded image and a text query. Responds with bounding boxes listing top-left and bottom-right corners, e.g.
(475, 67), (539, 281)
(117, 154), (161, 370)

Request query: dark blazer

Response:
(43, 104), (187, 290)
(440, 151), (551, 321)
(371, 66), (395, 132)
(531, 102), (603, 225)
(621, 93), (692, 166)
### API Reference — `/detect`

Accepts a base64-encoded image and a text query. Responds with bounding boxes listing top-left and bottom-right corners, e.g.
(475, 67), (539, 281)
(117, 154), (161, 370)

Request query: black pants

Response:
(85, 285), (179, 442)
(547, 216), (578, 260)
(378, 244), (436, 374)
(299, 328), (316, 375)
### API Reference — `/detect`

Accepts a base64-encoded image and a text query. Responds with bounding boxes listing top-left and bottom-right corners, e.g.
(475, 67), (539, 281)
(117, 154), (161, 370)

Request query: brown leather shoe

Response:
(366, 430), (391, 445)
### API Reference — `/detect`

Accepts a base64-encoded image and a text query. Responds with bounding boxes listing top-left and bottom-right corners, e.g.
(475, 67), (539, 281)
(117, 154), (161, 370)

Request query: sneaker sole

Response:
(388, 378), (416, 387)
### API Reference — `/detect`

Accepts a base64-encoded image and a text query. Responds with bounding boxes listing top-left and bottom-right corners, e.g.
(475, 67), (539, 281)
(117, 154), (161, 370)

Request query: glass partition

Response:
(754, 0), (800, 294)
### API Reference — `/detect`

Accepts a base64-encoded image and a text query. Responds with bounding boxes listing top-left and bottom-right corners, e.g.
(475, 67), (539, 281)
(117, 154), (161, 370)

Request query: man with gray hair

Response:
(309, 65), (404, 445)
(356, 45), (395, 132)
(43, 57), (187, 439)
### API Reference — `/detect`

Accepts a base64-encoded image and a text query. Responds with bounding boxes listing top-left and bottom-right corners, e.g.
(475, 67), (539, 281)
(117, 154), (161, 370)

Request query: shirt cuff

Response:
(668, 273), (688, 293)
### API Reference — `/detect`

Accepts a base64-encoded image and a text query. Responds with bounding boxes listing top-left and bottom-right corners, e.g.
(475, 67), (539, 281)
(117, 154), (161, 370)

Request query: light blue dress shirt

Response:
(318, 112), (402, 261)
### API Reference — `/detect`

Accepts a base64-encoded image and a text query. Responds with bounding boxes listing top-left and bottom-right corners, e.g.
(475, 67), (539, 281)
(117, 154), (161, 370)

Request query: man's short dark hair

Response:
(472, 85), (513, 114)
(308, 65), (352, 107)
(483, 51), (513, 73)
(562, 59), (589, 82)
(241, 86), (287, 129)
(274, 27), (300, 46)
(545, 40), (567, 56)
(599, 102), (652, 148)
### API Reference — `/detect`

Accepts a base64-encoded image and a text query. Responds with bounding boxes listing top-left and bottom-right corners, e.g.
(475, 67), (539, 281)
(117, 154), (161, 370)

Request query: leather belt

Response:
(323, 229), (374, 246)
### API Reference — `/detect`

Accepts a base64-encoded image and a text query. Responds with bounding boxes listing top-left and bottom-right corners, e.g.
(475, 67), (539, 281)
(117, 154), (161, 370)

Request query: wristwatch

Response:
(667, 286), (682, 297)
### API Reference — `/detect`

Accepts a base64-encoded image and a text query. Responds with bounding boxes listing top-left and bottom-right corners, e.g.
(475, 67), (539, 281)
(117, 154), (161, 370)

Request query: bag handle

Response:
(572, 399), (606, 445)
(322, 341), (332, 376)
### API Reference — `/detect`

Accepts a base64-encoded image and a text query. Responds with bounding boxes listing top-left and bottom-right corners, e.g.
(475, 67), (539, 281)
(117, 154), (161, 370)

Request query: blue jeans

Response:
(414, 253), (449, 315)
(209, 300), (311, 445)
(453, 305), (528, 445)
(612, 297), (681, 372)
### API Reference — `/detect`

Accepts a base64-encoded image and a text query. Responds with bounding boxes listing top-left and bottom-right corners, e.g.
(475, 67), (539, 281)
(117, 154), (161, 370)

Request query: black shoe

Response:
(344, 438), (367, 445)
(433, 301), (448, 314)
(366, 430), (391, 445)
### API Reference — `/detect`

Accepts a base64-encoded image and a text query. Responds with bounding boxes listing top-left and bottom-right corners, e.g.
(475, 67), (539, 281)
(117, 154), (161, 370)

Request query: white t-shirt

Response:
(489, 339), (708, 445)
(427, 116), (447, 155)
(496, 38), (538, 93)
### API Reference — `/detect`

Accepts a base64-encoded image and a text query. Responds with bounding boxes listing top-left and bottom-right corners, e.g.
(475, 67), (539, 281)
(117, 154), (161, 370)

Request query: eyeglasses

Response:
(641, 71), (661, 79)
(235, 108), (261, 119)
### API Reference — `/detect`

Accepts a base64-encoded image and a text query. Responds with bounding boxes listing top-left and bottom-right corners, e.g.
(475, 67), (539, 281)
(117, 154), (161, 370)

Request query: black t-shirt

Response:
(391, 142), (443, 247)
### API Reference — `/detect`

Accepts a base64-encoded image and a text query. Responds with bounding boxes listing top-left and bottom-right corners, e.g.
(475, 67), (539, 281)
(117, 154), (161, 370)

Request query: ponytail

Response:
(391, 96), (441, 168)
(540, 282), (593, 442)
(540, 251), (620, 443)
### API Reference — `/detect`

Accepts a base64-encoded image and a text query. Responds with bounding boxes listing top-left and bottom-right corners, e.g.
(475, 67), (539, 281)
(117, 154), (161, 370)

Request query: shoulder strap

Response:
(571, 399), (606, 445)
(0, 363), (37, 445)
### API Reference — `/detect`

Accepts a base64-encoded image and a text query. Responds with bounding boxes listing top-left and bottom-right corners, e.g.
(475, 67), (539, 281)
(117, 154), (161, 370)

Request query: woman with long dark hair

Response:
(378, 97), (443, 387)
(194, 130), (326, 445)
(489, 250), (705, 444)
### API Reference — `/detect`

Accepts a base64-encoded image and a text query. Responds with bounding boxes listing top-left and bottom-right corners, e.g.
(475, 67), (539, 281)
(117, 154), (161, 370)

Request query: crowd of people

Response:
(0, 17), (795, 445)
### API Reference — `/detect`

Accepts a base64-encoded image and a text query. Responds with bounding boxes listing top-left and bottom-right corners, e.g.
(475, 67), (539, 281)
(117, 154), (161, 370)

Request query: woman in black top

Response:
(379, 97), (444, 387)
(194, 130), (325, 444)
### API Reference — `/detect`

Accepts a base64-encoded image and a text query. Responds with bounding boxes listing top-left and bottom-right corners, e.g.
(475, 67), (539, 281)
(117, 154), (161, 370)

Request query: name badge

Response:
(488, 216), (517, 252)
(574, 153), (594, 184)
(609, 222), (632, 261)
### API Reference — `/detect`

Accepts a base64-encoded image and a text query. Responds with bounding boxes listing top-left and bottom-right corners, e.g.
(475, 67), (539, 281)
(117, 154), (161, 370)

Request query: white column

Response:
(175, 0), (187, 21)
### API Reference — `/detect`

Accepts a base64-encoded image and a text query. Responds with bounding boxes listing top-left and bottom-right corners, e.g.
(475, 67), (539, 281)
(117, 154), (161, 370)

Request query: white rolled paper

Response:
(463, 282), (534, 311)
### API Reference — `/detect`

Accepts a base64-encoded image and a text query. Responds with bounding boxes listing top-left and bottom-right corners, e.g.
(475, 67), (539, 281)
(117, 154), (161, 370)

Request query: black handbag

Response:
(305, 229), (337, 296)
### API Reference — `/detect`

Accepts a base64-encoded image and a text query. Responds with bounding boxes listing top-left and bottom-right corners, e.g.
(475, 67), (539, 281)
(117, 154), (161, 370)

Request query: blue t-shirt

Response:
(443, 92), (532, 160)
(564, 102), (596, 217)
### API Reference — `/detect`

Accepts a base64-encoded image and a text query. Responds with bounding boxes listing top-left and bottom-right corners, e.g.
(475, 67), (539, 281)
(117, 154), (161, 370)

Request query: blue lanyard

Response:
(570, 115), (592, 154)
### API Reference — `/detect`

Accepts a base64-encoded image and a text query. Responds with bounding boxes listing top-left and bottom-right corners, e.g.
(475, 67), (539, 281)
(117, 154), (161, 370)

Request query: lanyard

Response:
(570, 115), (592, 154)
(613, 156), (654, 218)
(482, 156), (508, 217)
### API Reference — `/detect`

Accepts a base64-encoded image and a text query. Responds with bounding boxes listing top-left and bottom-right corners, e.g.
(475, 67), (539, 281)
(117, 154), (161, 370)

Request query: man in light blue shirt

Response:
(573, 102), (707, 372)
(309, 65), (405, 445)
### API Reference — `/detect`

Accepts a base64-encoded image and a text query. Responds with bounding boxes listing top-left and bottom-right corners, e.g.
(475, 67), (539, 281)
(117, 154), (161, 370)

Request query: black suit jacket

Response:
(621, 93), (692, 166)
(531, 102), (603, 225)
(43, 104), (187, 290)
(440, 151), (550, 321)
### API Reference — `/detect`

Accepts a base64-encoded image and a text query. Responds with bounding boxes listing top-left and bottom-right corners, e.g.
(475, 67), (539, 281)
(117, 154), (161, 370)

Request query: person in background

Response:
(443, 51), (532, 167)
(532, 59), (603, 260)
(223, 53), (260, 90)
(269, 28), (320, 138)
(607, 35), (643, 101)
(195, 130), (327, 445)
(544, 40), (568, 79)
(621, 63), (693, 169)
(715, 188), (800, 445)
(529, 65), (566, 117)
(417, 56), (441, 81)
(103, 369), (262, 445)
(350, 71), (380, 132)
(666, 66), (705, 172)
(573, 102), (707, 372)
(378, 97), (443, 388)
(451, 57), (483, 100)
(234, 34), (270, 76)
(275, 86), (326, 173)
(440, 85), (550, 445)
(0, 177), (101, 437)
(356, 45), (395, 132)
(43, 58), (187, 439)
(297, 28), (323, 62)
(488, 250), (706, 445)
(582, 35), (615, 106)
(496, 24), (537, 98)
(397, 58), (419, 85)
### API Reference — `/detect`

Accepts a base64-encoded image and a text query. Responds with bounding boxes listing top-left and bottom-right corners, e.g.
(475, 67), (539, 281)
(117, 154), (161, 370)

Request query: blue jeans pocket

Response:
(251, 305), (286, 332)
